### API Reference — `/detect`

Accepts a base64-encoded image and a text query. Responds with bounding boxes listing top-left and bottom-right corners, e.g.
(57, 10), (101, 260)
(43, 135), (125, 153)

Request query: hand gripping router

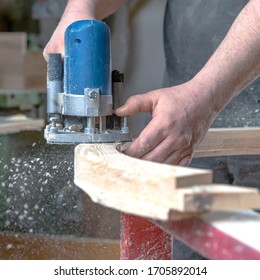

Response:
(44, 20), (132, 144)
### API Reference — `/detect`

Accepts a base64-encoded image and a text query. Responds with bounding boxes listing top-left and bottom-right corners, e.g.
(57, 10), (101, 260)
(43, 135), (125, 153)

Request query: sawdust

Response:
(0, 131), (120, 241)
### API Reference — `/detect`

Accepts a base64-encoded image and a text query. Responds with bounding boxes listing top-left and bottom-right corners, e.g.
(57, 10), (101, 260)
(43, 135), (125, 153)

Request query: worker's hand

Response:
(43, 2), (96, 61)
(116, 80), (217, 166)
(43, 0), (123, 61)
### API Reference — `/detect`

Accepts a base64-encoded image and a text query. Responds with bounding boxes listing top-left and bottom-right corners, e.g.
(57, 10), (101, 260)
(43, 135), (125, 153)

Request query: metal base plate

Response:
(44, 127), (132, 144)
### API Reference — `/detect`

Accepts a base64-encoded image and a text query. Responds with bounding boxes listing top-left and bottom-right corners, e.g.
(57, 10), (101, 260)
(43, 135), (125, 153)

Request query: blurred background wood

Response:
(0, 232), (119, 260)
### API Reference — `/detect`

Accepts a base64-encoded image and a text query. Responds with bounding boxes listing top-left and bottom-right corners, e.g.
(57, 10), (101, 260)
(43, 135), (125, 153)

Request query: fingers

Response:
(124, 117), (194, 165)
(43, 49), (49, 63)
(141, 138), (177, 163)
(124, 117), (166, 158)
(116, 93), (156, 116)
(116, 87), (200, 166)
(164, 151), (193, 166)
(125, 132), (193, 165)
(177, 156), (192, 167)
(140, 135), (193, 165)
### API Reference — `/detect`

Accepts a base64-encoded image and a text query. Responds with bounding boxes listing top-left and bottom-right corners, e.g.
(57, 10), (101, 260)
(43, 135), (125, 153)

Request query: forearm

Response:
(192, 0), (260, 114)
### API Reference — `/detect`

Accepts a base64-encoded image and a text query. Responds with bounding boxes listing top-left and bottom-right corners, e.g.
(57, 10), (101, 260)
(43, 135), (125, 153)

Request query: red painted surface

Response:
(120, 214), (172, 260)
(156, 218), (260, 260)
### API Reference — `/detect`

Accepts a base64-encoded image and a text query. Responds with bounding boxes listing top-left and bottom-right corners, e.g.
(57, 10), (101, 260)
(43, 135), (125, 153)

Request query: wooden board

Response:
(74, 128), (260, 220)
(195, 127), (260, 157)
(122, 127), (260, 158)
(0, 232), (119, 260)
(0, 115), (44, 134)
(178, 184), (260, 212)
(74, 143), (213, 220)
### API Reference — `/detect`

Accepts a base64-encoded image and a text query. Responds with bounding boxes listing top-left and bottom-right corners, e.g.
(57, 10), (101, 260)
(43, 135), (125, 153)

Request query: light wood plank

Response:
(74, 143), (212, 220)
(74, 142), (260, 220)
(122, 127), (260, 158)
(178, 185), (260, 212)
(195, 127), (260, 157)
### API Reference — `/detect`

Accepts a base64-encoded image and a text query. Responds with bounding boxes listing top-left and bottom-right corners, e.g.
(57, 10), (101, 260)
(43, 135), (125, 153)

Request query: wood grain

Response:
(74, 143), (212, 220)
(195, 127), (260, 157)
(74, 129), (260, 220)
(178, 184), (260, 212)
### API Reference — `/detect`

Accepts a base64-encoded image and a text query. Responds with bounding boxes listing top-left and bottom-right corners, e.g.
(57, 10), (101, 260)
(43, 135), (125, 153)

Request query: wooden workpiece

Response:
(195, 127), (260, 157)
(74, 127), (260, 221)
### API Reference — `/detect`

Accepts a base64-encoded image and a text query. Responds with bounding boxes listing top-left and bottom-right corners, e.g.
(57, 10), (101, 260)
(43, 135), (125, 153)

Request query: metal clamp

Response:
(62, 88), (112, 116)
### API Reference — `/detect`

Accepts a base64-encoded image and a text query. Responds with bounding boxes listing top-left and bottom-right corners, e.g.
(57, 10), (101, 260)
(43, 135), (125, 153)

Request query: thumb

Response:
(116, 93), (155, 116)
